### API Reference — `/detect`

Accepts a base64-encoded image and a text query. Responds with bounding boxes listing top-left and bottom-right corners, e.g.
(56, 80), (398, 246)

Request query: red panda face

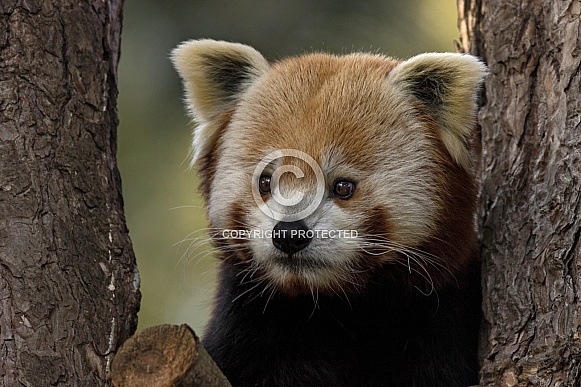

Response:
(172, 40), (486, 295)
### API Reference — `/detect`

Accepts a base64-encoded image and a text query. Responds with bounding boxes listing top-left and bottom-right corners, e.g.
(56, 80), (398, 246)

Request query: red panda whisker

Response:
(173, 229), (211, 247)
(329, 282), (353, 310)
(307, 286), (320, 321)
(392, 258), (437, 295)
(182, 248), (216, 269)
(357, 237), (447, 264)
(236, 266), (257, 283)
(261, 284), (278, 314)
(355, 238), (458, 284)
(244, 280), (276, 305)
(231, 279), (266, 304)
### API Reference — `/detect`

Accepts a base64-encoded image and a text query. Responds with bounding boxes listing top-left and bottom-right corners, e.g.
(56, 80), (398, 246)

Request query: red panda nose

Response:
(272, 221), (313, 255)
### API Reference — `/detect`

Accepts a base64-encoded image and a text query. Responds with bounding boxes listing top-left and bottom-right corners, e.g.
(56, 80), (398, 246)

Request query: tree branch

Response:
(111, 324), (231, 387)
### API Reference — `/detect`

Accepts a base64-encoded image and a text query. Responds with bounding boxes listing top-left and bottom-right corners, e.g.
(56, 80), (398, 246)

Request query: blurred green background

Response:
(118, 0), (459, 334)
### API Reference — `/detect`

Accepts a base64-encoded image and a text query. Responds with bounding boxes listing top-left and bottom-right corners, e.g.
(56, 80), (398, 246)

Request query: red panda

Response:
(172, 39), (486, 386)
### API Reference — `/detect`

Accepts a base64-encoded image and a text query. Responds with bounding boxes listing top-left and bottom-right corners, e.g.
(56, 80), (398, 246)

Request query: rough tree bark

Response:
(458, 0), (581, 385)
(0, 0), (140, 385)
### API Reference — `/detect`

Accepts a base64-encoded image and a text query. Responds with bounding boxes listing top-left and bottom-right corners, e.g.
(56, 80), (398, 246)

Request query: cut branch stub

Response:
(110, 324), (231, 387)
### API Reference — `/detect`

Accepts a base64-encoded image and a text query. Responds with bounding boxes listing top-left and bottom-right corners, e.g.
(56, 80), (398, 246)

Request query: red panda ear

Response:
(388, 53), (487, 170)
(172, 39), (269, 164)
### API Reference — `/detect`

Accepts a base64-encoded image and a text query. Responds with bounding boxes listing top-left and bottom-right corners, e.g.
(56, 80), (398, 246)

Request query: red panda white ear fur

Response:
(388, 53), (487, 170)
(171, 39), (269, 164)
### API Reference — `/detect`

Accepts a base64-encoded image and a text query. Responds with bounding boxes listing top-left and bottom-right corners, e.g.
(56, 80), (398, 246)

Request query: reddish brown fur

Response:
(232, 54), (401, 170)
(172, 40), (486, 386)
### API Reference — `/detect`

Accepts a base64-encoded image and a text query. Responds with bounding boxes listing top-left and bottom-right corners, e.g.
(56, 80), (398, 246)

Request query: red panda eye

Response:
(259, 175), (271, 195)
(333, 180), (355, 199)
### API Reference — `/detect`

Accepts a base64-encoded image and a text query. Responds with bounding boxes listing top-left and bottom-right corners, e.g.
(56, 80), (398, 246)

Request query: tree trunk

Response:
(0, 1), (140, 385)
(458, 0), (581, 385)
